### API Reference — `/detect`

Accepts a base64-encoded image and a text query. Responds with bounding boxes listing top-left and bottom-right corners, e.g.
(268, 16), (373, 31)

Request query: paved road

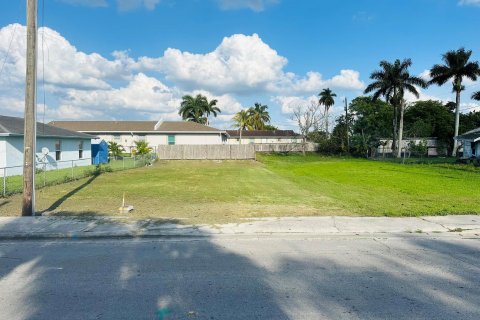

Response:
(0, 234), (479, 319)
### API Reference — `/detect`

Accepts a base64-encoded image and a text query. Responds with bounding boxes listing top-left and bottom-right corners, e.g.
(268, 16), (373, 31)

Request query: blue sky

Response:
(0, 0), (479, 129)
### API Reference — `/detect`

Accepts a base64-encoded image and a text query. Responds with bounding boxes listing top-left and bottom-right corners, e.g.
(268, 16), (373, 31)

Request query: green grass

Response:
(2, 157), (145, 197)
(0, 154), (478, 224)
(258, 153), (480, 217)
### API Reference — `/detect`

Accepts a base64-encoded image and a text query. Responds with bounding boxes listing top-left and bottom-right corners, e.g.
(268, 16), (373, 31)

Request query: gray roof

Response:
(156, 121), (222, 133)
(455, 127), (480, 141)
(0, 115), (94, 139)
(49, 120), (158, 132)
(49, 120), (223, 133)
(226, 130), (301, 138)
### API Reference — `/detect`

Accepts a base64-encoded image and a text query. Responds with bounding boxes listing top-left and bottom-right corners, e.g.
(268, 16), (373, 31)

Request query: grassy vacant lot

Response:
(0, 154), (478, 223)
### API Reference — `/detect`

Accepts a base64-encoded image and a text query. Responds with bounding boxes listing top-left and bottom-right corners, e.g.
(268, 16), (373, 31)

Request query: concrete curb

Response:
(0, 215), (479, 240)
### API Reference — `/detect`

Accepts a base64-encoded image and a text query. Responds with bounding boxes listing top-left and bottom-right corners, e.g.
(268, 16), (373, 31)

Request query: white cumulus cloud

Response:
(216, 0), (279, 11)
(136, 33), (365, 95)
(459, 0), (480, 6)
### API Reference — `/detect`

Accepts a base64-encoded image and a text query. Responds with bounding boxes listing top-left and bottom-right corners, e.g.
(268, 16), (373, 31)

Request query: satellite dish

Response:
(42, 147), (49, 155)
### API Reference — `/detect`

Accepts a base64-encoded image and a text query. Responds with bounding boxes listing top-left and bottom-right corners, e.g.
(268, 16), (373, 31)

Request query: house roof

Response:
(156, 121), (222, 133)
(49, 120), (158, 132)
(226, 130), (301, 138)
(0, 115), (94, 139)
(48, 120), (223, 133)
(455, 127), (480, 141)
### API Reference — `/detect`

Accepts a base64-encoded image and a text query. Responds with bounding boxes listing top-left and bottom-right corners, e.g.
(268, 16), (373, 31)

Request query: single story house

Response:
(0, 115), (94, 176)
(376, 138), (445, 157)
(455, 127), (480, 159)
(48, 120), (228, 152)
(225, 130), (302, 145)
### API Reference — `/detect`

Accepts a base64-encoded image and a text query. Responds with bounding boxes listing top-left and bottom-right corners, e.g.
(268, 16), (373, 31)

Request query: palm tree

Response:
(178, 94), (220, 125)
(232, 110), (251, 144)
(108, 141), (125, 160)
(429, 48), (480, 156)
(318, 88), (337, 134)
(133, 140), (152, 155)
(248, 103), (271, 130)
(472, 91), (480, 101)
(365, 59), (427, 158)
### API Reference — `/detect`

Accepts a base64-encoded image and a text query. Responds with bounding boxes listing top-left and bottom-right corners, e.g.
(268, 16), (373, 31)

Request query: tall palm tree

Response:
(472, 91), (480, 101)
(232, 110), (251, 144)
(429, 48), (480, 156)
(178, 94), (220, 125)
(318, 88), (337, 134)
(365, 59), (427, 158)
(248, 103), (271, 130)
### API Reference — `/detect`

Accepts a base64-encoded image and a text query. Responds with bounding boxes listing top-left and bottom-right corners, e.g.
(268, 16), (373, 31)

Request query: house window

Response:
(79, 141), (84, 159)
(113, 135), (121, 143)
(168, 135), (176, 145)
(55, 140), (62, 161)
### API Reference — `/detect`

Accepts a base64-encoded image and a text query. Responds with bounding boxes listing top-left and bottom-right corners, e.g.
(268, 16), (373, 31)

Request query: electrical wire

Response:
(0, 24), (17, 80)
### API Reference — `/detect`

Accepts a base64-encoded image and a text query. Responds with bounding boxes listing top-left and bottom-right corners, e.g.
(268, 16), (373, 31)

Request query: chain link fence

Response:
(1, 154), (157, 197)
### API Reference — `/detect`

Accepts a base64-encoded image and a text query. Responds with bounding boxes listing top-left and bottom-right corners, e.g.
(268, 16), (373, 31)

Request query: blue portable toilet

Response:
(91, 139), (109, 165)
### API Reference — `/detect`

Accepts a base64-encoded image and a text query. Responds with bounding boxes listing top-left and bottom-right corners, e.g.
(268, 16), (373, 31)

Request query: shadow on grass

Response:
(0, 200), (10, 208)
(39, 175), (98, 215)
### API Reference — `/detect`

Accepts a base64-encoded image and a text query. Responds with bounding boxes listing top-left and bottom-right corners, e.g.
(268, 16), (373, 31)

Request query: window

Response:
(113, 135), (121, 143)
(79, 141), (84, 159)
(55, 140), (62, 161)
(168, 135), (176, 145)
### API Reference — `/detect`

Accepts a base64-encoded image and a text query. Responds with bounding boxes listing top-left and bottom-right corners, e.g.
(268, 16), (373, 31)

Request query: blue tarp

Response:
(91, 140), (109, 165)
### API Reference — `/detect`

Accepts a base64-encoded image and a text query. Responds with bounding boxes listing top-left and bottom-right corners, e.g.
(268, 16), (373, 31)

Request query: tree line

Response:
(309, 48), (480, 158)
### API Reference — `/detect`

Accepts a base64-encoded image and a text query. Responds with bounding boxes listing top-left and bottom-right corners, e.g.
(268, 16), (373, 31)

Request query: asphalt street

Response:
(0, 234), (479, 319)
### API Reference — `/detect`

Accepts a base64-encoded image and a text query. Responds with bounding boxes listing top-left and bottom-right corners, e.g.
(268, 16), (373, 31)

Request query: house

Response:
(376, 138), (446, 157)
(455, 127), (480, 159)
(225, 130), (302, 145)
(0, 115), (94, 176)
(48, 120), (228, 152)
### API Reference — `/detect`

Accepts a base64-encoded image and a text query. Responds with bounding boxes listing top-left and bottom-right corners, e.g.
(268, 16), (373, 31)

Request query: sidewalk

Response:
(0, 215), (479, 240)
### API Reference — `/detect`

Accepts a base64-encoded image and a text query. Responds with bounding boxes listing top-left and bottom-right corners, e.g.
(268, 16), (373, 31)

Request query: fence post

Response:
(123, 157), (125, 170)
(133, 156), (136, 168)
(3, 168), (6, 197)
(71, 160), (74, 179)
(43, 163), (46, 187)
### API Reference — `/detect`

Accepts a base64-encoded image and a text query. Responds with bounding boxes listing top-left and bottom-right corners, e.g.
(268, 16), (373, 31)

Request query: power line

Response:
(0, 1), (25, 80)
(0, 24), (18, 79)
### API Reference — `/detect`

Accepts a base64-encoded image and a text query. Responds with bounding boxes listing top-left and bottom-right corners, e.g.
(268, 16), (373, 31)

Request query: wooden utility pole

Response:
(22, 0), (37, 216)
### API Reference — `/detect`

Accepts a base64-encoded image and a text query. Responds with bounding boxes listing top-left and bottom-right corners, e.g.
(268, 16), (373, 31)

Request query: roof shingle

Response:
(0, 115), (94, 139)
(48, 120), (223, 133)
(226, 130), (300, 138)
(455, 127), (480, 140)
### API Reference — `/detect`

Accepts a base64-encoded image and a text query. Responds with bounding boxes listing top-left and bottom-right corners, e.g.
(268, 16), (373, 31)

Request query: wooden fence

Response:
(157, 145), (256, 160)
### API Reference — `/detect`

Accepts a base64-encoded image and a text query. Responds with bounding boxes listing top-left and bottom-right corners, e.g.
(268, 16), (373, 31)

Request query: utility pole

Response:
(22, 0), (37, 216)
(345, 97), (350, 153)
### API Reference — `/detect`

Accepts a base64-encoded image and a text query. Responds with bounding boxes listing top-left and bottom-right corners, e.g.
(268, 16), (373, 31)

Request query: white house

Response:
(225, 130), (302, 145)
(0, 115), (94, 176)
(455, 127), (480, 159)
(376, 138), (446, 157)
(48, 120), (228, 151)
